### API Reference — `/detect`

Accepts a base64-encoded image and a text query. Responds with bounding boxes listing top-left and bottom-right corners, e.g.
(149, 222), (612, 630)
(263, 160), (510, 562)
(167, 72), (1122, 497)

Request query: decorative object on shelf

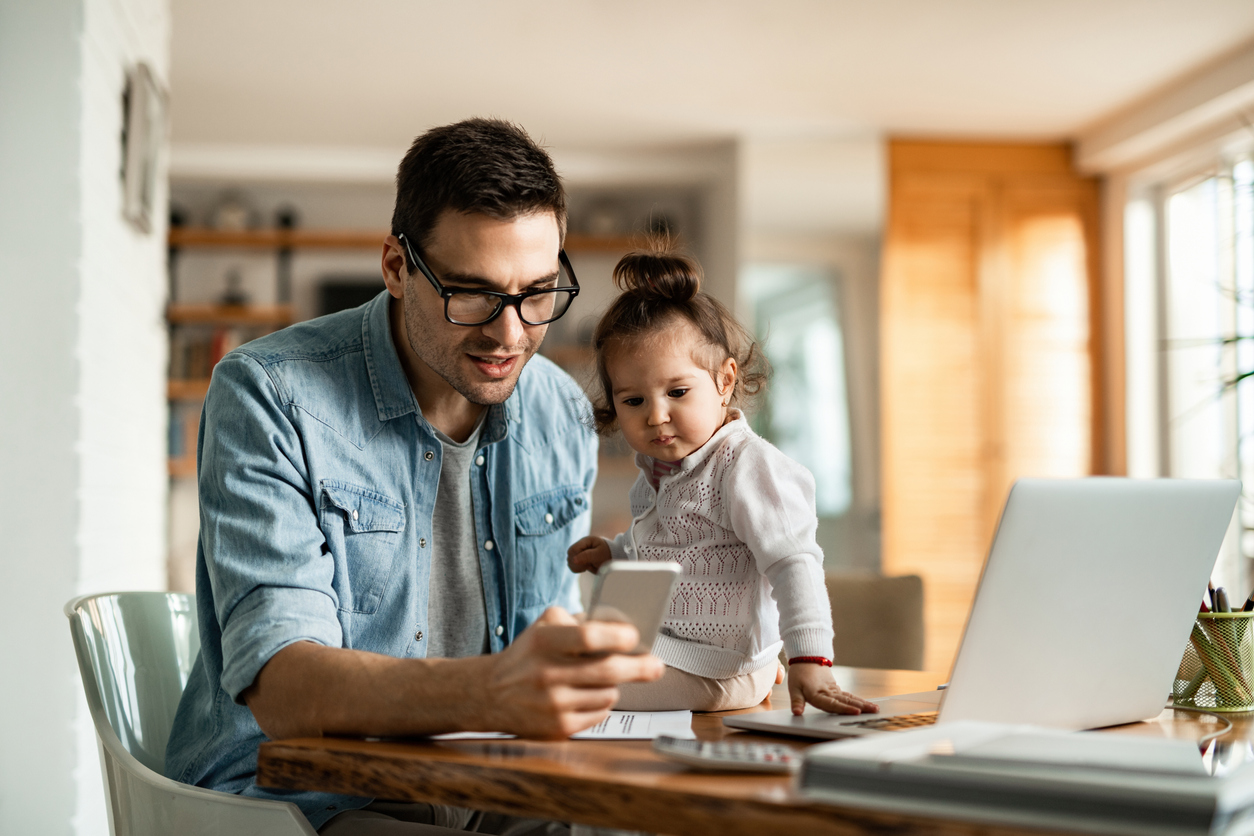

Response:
(121, 62), (166, 234)
(219, 268), (250, 306)
(210, 190), (259, 231)
(274, 205), (299, 304)
(275, 205), (300, 230)
(580, 199), (631, 237)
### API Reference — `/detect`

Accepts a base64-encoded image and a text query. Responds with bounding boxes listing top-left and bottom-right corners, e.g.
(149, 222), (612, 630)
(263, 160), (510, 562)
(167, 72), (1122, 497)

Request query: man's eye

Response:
(667, 388), (688, 398)
(622, 397), (643, 407)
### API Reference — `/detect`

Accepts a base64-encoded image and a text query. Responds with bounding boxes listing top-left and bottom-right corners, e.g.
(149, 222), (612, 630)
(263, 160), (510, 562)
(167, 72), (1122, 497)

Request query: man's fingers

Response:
(552, 653), (663, 688)
(547, 684), (621, 714)
(533, 607), (578, 628)
(554, 708), (616, 739)
(531, 620), (641, 657)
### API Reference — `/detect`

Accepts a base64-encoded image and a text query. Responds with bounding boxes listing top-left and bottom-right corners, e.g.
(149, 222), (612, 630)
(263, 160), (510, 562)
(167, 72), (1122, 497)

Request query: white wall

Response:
(0, 0), (170, 833)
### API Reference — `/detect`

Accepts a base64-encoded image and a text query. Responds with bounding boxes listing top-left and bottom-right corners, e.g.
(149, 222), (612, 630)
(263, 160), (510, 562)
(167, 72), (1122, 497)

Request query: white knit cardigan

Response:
(604, 412), (835, 678)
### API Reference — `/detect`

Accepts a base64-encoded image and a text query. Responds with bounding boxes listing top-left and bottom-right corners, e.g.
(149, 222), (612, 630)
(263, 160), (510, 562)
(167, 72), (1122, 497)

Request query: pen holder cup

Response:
(1173, 612), (1254, 713)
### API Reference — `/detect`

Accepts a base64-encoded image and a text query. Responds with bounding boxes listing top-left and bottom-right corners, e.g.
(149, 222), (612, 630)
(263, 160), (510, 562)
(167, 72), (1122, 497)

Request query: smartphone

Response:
(587, 561), (683, 654)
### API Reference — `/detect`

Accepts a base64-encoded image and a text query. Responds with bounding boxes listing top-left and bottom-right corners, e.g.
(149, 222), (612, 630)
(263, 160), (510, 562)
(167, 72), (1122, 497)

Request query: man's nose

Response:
(482, 303), (526, 348)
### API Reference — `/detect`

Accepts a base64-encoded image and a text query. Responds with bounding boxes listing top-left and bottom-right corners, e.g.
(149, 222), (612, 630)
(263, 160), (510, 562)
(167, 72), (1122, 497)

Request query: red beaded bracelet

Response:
(788, 656), (833, 667)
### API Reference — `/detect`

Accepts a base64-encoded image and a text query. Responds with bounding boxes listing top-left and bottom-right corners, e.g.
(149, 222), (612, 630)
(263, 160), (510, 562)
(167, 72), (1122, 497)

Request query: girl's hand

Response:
(787, 663), (880, 716)
(567, 536), (612, 573)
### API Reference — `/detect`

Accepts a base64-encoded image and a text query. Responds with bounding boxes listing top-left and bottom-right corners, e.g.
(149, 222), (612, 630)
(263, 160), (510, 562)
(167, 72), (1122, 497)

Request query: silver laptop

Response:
(725, 478), (1240, 739)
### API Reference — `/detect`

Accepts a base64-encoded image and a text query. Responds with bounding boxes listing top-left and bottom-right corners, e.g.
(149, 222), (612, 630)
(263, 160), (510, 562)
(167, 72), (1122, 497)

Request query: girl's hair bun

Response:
(612, 246), (701, 303)
(589, 241), (770, 435)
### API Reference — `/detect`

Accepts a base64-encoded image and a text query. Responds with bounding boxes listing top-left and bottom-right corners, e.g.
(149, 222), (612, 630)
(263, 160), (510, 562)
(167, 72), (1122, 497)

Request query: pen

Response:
(1217, 587), (1232, 613)
(1210, 581), (1217, 611)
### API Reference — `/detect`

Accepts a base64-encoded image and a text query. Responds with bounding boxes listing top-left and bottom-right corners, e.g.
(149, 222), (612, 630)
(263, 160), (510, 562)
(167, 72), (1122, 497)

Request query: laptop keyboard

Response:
(842, 710), (939, 731)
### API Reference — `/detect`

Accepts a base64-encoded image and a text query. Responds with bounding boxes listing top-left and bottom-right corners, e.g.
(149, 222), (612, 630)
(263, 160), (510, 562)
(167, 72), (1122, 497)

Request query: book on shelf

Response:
(168, 401), (200, 461)
(169, 325), (259, 383)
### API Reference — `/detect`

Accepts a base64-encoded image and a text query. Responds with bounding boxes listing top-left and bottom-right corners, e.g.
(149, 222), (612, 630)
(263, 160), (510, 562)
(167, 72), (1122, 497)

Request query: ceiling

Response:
(169, 1), (1254, 235)
(171, 0), (1254, 148)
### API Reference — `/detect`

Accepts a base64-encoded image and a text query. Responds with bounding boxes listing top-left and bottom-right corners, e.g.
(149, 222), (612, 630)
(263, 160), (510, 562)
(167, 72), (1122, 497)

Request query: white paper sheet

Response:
(570, 710), (695, 740)
(430, 710), (695, 742)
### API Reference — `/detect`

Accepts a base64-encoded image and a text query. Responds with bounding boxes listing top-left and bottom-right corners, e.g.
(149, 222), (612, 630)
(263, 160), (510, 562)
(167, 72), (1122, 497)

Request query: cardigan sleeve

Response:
(764, 555), (836, 660)
(725, 438), (834, 659)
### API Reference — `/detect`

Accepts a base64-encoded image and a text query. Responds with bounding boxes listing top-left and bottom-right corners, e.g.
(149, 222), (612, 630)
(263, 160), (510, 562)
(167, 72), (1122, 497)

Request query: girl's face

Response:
(605, 322), (736, 462)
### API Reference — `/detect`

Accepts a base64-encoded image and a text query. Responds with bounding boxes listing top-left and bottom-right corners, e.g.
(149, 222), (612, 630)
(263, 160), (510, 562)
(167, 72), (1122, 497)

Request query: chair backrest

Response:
(66, 592), (200, 775)
(825, 572), (925, 670)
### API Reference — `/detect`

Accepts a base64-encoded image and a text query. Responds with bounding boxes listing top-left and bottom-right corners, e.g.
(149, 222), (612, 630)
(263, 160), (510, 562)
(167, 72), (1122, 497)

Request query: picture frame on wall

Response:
(121, 62), (166, 234)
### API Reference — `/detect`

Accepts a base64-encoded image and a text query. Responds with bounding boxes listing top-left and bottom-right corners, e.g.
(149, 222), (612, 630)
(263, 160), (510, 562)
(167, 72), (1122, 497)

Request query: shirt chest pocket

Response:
(319, 481), (406, 615)
(513, 486), (588, 609)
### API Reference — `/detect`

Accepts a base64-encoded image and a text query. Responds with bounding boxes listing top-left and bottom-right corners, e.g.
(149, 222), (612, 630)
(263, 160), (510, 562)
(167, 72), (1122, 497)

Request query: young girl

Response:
(567, 248), (880, 717)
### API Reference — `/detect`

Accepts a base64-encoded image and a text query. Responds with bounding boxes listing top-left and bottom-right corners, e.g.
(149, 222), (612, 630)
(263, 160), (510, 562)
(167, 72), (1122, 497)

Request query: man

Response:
(165, 119), (662, 834)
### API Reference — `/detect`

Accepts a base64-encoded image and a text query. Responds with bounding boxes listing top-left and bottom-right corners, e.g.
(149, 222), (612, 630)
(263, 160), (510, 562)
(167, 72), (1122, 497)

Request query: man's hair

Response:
(391, 118), (566, 265)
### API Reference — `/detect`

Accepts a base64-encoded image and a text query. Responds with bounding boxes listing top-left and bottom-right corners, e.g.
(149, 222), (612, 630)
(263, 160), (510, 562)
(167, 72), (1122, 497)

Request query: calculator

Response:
(652, 735), (802, 773)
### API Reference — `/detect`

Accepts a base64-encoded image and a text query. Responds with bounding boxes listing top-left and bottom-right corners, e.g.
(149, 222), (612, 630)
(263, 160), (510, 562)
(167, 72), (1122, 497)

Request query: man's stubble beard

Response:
(402, 289), (544, 406)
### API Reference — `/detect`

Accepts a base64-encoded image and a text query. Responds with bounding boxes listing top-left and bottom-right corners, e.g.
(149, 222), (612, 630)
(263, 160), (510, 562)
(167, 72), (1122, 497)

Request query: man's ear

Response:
(381, 235), (408, 300)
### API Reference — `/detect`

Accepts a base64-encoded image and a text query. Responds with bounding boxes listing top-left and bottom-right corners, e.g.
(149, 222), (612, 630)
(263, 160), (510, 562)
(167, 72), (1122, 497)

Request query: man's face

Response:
(393, 210), (561, 406)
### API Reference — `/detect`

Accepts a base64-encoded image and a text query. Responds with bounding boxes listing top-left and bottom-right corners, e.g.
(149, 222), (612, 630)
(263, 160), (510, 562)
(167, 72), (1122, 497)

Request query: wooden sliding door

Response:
(881, 141), (1101, 674)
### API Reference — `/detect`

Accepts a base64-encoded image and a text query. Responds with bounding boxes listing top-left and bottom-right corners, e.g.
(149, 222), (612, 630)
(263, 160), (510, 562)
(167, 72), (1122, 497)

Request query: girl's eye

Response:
(667, 388), (688, 398)
(622, 397), (644, 407)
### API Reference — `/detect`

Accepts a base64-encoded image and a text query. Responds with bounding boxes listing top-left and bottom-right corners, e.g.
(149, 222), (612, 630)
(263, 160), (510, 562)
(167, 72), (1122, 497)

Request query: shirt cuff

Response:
(220, 585), (343, 703)
(604, 534), (631, 562)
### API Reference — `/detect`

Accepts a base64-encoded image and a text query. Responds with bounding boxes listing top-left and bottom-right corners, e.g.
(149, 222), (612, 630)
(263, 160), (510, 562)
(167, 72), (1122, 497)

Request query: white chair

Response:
(66, 591), (316, 836)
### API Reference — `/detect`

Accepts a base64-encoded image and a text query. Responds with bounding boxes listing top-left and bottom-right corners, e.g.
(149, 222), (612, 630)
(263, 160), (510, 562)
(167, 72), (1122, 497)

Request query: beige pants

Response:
(614, 661), (777, 712)
(319, 801), (566, 835)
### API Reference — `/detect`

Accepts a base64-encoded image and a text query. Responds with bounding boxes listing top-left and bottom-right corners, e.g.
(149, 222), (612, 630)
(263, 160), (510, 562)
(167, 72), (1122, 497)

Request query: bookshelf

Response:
(166, 303), (295, 477)
(165, 227), (638, 479)
(166, 227), (637, 254)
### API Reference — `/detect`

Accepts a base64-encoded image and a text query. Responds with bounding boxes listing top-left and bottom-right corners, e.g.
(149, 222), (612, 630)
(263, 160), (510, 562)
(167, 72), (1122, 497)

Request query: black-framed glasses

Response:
(398, 233), (579, 327)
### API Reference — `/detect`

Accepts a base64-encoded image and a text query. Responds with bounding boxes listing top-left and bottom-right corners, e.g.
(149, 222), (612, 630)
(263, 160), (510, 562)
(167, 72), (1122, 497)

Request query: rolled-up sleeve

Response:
(199, 353), (343, 702)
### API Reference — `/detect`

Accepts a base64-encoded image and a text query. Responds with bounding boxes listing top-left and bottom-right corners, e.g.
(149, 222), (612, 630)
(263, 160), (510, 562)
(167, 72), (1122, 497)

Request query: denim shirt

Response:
(164, 291), (597, 828)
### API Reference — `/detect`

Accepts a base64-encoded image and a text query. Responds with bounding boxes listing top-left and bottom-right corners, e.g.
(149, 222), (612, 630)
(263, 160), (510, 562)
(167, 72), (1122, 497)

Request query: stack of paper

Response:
(798, 722), (1254, 836)
(432, 710), (695, 742)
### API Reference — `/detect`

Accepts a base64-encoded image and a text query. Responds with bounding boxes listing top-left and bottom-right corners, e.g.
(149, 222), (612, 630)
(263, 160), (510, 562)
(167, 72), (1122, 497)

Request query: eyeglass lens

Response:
(446, 267), (576, 326)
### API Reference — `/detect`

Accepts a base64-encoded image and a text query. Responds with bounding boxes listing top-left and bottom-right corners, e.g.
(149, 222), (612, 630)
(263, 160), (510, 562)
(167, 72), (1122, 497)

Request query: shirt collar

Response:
(363, 290), (518, 440)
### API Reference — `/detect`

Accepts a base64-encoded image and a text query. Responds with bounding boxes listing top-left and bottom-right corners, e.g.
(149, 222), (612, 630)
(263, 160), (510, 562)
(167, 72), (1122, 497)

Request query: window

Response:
(1127, 153), (1254, 593)
(739, 264), (853, 517)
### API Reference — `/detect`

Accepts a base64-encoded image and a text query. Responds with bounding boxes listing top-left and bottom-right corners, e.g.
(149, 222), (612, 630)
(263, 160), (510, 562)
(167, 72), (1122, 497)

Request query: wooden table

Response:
(257, 668), (1250, 836)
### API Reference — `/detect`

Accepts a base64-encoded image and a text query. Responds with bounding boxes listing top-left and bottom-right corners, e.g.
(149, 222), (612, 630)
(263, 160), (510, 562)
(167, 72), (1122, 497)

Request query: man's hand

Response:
(567, 536), (612, 574)
(244, 607), (662, 742)
(474, 607), (663, 738)
(787, 663), (880, 717)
